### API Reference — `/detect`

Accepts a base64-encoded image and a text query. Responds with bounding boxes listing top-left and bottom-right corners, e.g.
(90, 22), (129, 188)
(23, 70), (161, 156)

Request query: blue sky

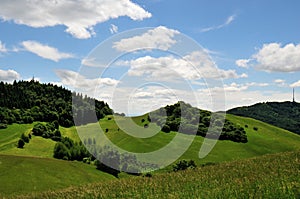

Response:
(0, 0), (300, 114)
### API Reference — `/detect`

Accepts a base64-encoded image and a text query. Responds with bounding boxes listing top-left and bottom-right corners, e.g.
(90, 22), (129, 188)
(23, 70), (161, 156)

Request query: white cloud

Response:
(200, 82), (268, 93)
(290, 80), (300, 88)
(253, 43), (300, 72)
(113, 26), (180, 52)
(110, 24), (118, 34)
(121, 51), (242, 80)
(55, 69), (119, 90)
(235, 59), (251, 68)
(0, 0), (151, 39)
(0, 41), (7, 53)
(274, 79), (285, 84)
(240, 73), (248, 78)
(81, 58), (105, 67)
(200, 14), (236, 33)
(274, 79), (287, 87)
(0, 69), (20, 81)
(21, 40), (74, 62)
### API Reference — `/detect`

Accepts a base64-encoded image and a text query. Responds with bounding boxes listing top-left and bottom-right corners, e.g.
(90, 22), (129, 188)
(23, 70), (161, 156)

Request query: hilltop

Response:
(0, 80), (113, 127)
(228, 101), (300, 135)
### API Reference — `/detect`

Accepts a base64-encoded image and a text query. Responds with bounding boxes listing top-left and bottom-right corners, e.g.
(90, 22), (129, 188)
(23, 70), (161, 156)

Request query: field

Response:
(77, 114), (300, 168)
(1, 114), (300, 197)
(15, 150), (300, 199)
(0, 155), (115, 197)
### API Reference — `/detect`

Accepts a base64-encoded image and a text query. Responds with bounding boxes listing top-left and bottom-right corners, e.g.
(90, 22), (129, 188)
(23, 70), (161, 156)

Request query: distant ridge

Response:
(228, 101), (300, 135)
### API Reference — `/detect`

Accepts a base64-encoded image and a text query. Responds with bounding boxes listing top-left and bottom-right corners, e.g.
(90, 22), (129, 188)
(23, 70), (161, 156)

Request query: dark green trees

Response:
(17, 139), (25, 148)
(150, 101), (248, 143)
(0, 80), (113, 127)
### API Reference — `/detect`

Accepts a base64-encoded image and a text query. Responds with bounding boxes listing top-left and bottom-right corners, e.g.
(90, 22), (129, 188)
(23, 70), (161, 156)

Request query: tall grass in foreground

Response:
(17, 150), (300, 199)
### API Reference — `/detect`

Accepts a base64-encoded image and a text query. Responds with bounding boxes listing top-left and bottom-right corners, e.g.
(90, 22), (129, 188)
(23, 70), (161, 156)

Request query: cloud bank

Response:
(0, 0), (151, 39)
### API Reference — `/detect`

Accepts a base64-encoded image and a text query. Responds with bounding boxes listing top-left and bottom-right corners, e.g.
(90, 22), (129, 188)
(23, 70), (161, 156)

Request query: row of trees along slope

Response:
(228, 101), (300, 135)
(0, 80), (113, 128)
(150, 101), (248, 143)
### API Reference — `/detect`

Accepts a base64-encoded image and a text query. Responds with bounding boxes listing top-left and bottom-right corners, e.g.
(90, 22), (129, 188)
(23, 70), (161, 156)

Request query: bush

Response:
(245, 124), (248, 128)
(173, 159), (197, 172)
(253, 127), (258, 131)
(17, 139), (25, 148)
(21, 133), (30, 143)
(32, 123), (47, 136)
(53, 142), (71, 160)
(0, 123), (7, 129)
(141, 119), (145, 123)
(161, 125), (171, 133)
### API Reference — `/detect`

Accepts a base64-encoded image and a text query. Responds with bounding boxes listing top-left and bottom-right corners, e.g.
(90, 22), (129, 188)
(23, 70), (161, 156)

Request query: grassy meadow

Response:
(0, 114), (300, 197)
(15, 150), (300, 199)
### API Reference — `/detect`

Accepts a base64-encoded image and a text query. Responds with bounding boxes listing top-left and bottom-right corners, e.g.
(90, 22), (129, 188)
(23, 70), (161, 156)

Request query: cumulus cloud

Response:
(110, 24), (118, 34)
(235, 59), (251, 68)
(0, 0), (151, 39)
(21, 40), (74, 62)
(121, 51), (242, 80)
(55, 69), (119, 90)
(290, 80), (300, 88)
(253, 43), (300, 72)
(0, 41), (7, 53)
(0, 69), (21, 81)
(200, 14), (236, 33)
(113, 26), (180, 52)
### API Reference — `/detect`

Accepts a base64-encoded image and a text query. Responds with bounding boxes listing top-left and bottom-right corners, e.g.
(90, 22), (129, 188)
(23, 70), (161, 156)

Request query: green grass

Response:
(0, 123), (33, 152)
(3, 136), (56, 158)
(1, 114), (300, 197)
(0, 154), (115, 197)
(75, 114), (300, 168)
(17, 150), (300, 199)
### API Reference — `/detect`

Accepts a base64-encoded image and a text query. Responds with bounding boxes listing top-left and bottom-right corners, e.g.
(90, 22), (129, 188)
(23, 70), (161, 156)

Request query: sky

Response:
(0, 0), (300, 115)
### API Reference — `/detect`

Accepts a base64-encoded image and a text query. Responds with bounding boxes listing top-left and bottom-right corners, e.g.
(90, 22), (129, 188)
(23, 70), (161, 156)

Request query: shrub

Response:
(245, 124), (248, 128)
(143, 172), (153, 178)
(141, 119), (145, 123)
(253, 127), (258, 131)
(173, 159), (197, 172)
(32, 123), (47, 136)
(0, 123), (7, 129)
(161, 125), (171, 133)
(17, 139), (25, 148)
(21, 133), (30, 143)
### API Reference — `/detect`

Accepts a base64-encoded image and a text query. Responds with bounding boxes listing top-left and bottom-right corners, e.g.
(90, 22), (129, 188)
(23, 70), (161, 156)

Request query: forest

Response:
(0, 80), (113, 128)
(150, 101), (248, 143)
(228, 101), (300, 135)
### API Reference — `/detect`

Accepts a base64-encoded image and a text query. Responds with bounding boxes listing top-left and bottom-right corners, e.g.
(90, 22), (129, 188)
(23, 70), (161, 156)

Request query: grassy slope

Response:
(0, 155), (115, 197)
(19, 150), (300, 199)
(0, 123), (115, 197)
(1, 114), (300, 196)
(77, 114), (300, 168)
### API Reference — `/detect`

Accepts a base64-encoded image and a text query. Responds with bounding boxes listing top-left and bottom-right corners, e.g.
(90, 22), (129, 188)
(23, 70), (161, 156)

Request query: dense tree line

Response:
(150, 101), (247, 143)
(94, 145), (158, 177)
(0, 80), (113, 127)
(228, 101), (300, 135)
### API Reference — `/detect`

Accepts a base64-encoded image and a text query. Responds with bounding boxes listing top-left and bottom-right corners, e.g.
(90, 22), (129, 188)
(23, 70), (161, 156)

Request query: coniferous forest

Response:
(0, 80), (113, 128)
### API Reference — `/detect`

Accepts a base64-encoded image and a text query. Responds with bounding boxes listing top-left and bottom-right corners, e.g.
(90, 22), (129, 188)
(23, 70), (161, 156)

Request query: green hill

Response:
(228, 101), (300, 135)
(76, 113), (300, 167)
(0, 155), (115, 197)
(17, 150), (300, 199)
(0, 80), (113, 127)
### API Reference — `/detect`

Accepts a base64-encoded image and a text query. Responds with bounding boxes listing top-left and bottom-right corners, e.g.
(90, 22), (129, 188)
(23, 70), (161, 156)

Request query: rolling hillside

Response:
(228, 101), (300, 135)
(15, 150), (300, 199)
(0, 113), (300, 196)
(0, 155), (115, 197)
